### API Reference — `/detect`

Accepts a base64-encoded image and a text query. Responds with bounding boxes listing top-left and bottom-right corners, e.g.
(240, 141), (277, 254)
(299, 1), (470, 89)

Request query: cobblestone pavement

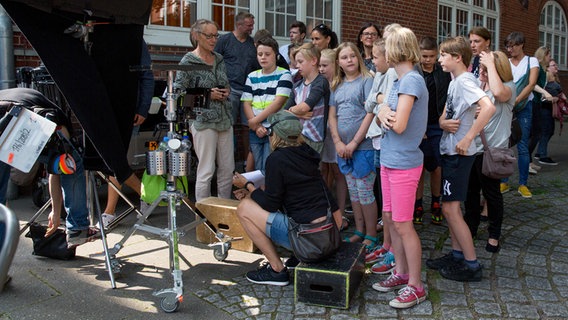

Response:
(189, 134), (568, 319)
(2, 135), (567, 319)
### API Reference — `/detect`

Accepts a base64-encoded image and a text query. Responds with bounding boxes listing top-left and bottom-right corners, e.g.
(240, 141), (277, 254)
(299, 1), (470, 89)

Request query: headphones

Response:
(48, 152), (76, 175)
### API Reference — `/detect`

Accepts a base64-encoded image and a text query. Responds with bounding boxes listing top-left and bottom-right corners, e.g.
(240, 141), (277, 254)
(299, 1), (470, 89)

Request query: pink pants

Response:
(380, 165), (423, 222)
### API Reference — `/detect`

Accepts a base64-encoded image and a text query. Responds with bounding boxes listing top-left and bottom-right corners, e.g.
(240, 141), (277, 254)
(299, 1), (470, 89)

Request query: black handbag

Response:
(287, 182), (341, 263)
(25, 223), (76, 260)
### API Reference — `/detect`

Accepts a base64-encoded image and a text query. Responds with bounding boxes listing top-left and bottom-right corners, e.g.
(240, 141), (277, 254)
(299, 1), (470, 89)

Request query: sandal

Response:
(364, 235), (379, 252)
(344, 230), (365, 243)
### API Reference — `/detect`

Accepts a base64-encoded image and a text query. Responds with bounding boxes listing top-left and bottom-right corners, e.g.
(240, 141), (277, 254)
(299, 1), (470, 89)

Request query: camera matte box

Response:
(294, 241), (365, 309)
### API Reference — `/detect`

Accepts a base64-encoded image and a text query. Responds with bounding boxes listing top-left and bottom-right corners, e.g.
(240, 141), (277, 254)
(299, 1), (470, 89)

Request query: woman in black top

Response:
(233, 110), (340, 286)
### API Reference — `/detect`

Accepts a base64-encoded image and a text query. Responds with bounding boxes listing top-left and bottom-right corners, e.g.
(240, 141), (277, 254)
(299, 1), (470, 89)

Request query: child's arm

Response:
(389, 94), (414, 134)
(328, 105), (346, 158)
(455, 96), (495, 154)
(344, 112), (375, 158)
(439, 106), (461, 134)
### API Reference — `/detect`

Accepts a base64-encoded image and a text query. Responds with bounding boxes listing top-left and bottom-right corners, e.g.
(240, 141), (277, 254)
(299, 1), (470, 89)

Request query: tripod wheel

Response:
(160, 296), (180, 313)
(212, 243), (230, 261)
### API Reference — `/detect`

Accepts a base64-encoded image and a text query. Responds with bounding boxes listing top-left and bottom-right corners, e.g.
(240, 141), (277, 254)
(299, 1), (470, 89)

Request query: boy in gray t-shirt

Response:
(426, 36), (495, 283)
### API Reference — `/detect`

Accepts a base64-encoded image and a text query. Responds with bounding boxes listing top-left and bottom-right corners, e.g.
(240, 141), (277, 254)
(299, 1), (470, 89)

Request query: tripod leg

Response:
(88, 171), (117, 288)
(19, 198), (52, 235)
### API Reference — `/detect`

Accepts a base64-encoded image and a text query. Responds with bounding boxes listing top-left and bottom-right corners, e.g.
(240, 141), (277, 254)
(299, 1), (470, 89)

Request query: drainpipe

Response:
(0, 5), (15, 89)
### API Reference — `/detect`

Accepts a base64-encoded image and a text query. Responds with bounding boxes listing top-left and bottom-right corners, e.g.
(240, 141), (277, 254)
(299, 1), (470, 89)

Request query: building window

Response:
(539, 1), (567, 69)
(305, 0), (334, 31)
(144, 0), (341, 48)
(265, 0), (297, 38)
(149, 0), (196, 28)
(438, 0), (499, 50)
(212, 0), (251, 32)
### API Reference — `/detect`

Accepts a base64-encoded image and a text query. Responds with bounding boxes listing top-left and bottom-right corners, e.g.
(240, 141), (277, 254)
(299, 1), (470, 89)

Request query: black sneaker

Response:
(66, 227), (101, 249)
(284, 256), (300, 270)
(425, 252), (461, 270)
(245, 263), (289, 286)
(439, 261), (483, 282)
(538, 157), (558, 166)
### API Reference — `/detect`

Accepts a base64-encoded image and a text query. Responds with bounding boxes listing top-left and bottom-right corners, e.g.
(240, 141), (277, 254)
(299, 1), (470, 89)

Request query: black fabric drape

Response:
(0, 0), (152, 183)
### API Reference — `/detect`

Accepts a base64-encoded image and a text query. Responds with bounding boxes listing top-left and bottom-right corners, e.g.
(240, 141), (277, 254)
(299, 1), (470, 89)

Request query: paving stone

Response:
(294, 302), (326, 316)
(439, 293), (467, 306)
(505, 304), (540, 319)
(434, 278), (466, 293)
(439, 307), (474, 319)
(523, 253), (548, 266)
(499, 288), (529, 303)
(497, 277), (523, 289)
(473, 301), (502, 317)
(537, 301), (568, 317)
(274, 312), (295, 320)
(525, 276), (552, 290)
(528, 289), (559, 301)
(399, 300), (433, 316)
(364, 302), (397, 318)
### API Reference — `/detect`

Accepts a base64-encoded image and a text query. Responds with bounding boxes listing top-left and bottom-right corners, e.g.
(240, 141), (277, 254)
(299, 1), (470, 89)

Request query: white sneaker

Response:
(101, 213), (116, 229)
(528, 166), (537, 175)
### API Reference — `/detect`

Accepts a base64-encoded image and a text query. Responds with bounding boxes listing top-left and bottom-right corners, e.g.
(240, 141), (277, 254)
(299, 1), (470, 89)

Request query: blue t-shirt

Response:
(380, 70), (428, 169)
(329, 75), (374, 151)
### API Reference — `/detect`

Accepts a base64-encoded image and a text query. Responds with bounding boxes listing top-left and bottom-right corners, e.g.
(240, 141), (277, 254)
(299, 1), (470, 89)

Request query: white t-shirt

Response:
(510, 55), (539, 101)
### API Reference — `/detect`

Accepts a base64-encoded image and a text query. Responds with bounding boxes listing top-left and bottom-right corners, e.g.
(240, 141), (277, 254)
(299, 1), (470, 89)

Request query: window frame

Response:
(539, 1), (567, 69)
(438, 0), (499, 51)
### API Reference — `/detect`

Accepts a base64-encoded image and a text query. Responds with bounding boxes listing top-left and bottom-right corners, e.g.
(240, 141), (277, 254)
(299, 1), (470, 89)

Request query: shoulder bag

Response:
(480, 130), (516, 180)
(513, 57), (531, 113)
(287, 181), (341, 263)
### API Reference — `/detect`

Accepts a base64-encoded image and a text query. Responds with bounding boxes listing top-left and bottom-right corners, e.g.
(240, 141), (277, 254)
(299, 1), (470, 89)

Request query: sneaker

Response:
(371, 251), (396, 274)
(500, 183), (510, 194)
(389, 285), (427, 309)
(245, 263), (289, 286)
(430, 202), (443, 225)
(518, 185), (532, 198)
(365, 245), (388, 264)
(284, 256), (300, 270)
(413, 206), (424, 225)
(528, 166), (537, 175)
(534, 154), (540, 160)
(439, 261), (483, 282)
(376, 218), (383, 232)
(530, 162), (542, 171)
(66, 227), (101, 249)
(101, 213), (116, 229)
(538, 157), (558, 166)
(371, 272), (408, 292)
(425, 252), (461, 270)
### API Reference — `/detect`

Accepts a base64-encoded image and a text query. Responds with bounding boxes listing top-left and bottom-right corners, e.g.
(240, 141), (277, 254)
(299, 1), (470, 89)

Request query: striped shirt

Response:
(241, 67), (293, 123)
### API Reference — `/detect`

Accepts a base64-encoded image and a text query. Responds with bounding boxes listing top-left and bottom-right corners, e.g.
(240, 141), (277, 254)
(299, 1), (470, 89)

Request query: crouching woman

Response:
(232, 110), (342, 286)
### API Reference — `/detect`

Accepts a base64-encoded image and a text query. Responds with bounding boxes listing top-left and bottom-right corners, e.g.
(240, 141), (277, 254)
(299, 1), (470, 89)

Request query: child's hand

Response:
(440, 118), (460, 133)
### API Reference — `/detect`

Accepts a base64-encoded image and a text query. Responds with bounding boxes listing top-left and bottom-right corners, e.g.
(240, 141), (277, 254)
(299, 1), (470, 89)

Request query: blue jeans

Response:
(509, 101), (532, 186)
(249, 131), (270, 173)
(61, 152), (90, 231)
(537, 106), (555, 157)
(266, 211), (291, 250)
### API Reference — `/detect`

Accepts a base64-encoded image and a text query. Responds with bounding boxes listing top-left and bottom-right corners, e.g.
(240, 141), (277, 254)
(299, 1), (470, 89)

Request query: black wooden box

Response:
(294, 242), (365, 309)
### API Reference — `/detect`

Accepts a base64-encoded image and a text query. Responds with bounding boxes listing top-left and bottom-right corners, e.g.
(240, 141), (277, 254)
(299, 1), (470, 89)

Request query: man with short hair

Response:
(279, 21), (307, 65)
(214, 12), (259, 125)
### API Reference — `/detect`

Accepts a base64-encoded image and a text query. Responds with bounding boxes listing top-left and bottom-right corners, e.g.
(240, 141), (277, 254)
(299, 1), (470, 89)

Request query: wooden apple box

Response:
(195, 197), (257, 253)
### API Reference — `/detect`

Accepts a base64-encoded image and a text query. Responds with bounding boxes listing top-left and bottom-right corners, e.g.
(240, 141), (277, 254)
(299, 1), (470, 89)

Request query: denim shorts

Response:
(266, 212), (291, 250)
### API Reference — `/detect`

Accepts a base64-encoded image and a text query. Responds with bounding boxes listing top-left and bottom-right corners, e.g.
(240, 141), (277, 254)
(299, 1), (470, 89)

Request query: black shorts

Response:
(441, 154), (475, 202)
(419, 134), (442, 172)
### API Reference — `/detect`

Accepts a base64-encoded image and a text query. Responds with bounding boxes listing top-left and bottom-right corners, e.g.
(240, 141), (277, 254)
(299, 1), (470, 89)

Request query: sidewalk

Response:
(1, 131), (568, 319)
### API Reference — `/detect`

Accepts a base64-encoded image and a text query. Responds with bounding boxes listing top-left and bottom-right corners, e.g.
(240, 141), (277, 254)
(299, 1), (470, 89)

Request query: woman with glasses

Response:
(356, 22), (382, 73)
(311, 23), (338, 51)
(174, 19), (234, 202)
(232, 110), (341, 286)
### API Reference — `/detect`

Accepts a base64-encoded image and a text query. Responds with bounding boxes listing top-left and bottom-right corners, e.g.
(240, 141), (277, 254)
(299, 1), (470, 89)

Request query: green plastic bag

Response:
(140, 171), (188, 206)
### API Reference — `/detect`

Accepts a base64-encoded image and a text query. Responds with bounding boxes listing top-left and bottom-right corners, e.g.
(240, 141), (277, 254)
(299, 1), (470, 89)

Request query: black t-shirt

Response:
(423, 71), (438, 125)
(0, 88), (71, 129)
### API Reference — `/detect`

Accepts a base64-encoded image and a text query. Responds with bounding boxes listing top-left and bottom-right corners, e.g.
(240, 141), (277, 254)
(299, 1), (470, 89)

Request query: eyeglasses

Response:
(362, 32), (378, 37)
(505, 43), (520, 50)
(200, 32), (220, 40)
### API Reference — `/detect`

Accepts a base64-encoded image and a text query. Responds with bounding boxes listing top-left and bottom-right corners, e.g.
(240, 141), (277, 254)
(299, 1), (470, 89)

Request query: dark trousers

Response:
(464, 154), (504, 240)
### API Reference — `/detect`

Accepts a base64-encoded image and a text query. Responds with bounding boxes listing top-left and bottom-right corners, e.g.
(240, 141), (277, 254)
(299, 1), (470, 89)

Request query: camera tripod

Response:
(98, 65), (238, 313)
